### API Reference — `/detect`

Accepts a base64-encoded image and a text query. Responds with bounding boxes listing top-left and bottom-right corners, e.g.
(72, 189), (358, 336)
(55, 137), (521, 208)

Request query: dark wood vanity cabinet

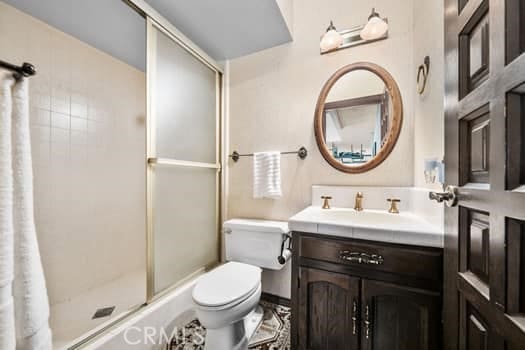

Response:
(297, 268), (360, 350)
(291, 232), (443, 350)
(360, 280), (442, 350)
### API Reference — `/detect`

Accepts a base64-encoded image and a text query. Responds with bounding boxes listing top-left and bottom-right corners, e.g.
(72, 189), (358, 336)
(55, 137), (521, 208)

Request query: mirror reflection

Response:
(322, 70), (392, 165)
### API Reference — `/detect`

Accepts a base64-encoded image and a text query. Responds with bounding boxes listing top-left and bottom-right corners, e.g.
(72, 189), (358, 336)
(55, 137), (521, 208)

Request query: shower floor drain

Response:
(92, 306), (115, 319)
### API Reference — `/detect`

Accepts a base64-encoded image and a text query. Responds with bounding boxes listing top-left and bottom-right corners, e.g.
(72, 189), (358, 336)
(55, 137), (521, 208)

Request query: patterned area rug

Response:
(167, 300), (290, 350)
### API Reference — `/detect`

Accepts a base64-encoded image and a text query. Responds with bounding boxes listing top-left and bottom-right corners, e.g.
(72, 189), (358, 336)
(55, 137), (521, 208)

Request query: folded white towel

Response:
(253, 151), (282, 199)
(0, 73), (16, 350)
(12, 78), (52, 350)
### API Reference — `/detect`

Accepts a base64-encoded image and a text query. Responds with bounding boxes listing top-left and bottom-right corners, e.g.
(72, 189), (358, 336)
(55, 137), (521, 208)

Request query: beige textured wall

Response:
(0, 2), (146, 305)
(227, 0), (415, 222)
(413, 0), (445, 189)
(226, 0), (446, 298)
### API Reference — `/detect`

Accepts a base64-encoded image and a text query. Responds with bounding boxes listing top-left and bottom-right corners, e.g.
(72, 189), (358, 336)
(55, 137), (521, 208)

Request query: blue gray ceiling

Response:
(143, 0), (293, 60)
(4, 0), (292, 69)
(3, 0), (147, 71)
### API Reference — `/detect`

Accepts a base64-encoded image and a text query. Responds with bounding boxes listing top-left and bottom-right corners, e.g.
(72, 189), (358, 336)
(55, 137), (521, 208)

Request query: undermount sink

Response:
(288, 206), (443, 247)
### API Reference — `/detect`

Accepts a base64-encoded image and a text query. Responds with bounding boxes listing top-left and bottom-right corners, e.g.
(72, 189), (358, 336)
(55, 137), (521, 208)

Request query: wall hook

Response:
(417, 56), (430, 94)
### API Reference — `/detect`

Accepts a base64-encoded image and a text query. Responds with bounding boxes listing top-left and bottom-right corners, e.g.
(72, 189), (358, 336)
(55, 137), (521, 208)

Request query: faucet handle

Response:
(354, 192), (364, 211)
(321, 196), (332, 209)
(387, 198), (401, 214)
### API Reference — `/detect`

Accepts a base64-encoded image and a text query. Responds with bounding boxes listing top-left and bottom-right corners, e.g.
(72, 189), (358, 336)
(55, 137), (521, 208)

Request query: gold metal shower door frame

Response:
(145, 17), (223, 303)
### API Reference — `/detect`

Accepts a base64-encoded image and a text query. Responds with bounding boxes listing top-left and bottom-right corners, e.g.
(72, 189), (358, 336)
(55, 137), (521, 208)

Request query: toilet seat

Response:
(192, 262), (261, 310)
(194, 282), (261, 312)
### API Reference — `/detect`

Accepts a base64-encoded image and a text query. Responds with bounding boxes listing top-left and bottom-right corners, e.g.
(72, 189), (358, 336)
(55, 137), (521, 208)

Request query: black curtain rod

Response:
(0, 60), (36, 79)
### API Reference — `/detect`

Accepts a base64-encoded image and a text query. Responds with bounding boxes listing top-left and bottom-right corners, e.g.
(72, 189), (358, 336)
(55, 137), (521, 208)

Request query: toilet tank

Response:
(223, 219), (290, 270)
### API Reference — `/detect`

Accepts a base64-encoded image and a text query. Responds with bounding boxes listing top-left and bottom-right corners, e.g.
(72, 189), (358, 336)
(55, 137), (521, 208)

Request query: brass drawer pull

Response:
(339, 251), (384, 265)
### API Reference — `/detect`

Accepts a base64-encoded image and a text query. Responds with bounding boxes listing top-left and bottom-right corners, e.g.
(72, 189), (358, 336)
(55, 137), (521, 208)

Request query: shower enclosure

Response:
(146, 19), (222, 298)
(0, 0), (222, 347)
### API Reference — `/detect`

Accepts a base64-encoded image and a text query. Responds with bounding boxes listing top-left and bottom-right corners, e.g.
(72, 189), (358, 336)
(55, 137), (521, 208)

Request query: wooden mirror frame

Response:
(314, 62), (403, 173)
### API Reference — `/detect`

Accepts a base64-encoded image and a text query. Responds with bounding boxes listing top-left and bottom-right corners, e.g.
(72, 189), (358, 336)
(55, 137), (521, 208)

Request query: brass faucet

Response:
(354, 192), (364, 211)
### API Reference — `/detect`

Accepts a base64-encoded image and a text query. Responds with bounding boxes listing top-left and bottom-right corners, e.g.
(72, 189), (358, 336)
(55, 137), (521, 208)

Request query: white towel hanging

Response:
(0, 74), (52, 350)
(12, 77), (52, 350)
(253, 152), (282, 199)
(0, 72), (16, 350)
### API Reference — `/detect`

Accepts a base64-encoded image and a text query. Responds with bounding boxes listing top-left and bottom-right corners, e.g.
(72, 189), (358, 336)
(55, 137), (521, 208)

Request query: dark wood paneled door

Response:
(360, 280), (442, 350)
(443, 0), (525, 348)
(297, 267), (360, 350)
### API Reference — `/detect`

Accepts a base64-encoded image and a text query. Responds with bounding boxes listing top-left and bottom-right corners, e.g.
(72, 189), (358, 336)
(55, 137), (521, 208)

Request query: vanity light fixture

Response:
(320, 9), (389, 55)
(320, 21), (343, 53)
(360, 8), (389, 41)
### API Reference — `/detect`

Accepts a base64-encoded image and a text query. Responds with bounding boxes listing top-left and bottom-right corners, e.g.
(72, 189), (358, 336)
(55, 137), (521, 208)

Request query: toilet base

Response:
(204, 305), (263, 350)
(244, 305), (264, 340)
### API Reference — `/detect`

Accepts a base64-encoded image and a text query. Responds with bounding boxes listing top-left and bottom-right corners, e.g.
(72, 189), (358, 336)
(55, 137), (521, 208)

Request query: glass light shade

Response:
(360, 16), (388, 41)
(320, 29), (343, 53)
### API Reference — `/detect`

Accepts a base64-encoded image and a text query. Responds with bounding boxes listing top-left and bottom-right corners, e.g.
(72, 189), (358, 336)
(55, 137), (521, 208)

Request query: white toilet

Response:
(192, 219), (290, 350)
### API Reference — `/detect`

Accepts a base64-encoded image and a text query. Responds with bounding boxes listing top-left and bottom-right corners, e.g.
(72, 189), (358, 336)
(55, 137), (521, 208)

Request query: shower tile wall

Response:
(0, 1), (146, 344)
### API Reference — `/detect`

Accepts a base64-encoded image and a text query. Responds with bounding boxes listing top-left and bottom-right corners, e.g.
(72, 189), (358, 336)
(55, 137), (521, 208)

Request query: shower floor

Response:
(50, 269), (146, 349)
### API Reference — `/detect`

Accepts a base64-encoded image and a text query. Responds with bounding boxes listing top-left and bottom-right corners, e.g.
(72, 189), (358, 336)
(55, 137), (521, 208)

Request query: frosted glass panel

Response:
(154, 30), (217, 163)
(153, 166), (218, 293)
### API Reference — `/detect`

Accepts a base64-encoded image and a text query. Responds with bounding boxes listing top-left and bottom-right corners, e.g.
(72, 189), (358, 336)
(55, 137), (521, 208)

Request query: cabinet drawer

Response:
(299, 235), (442, 281)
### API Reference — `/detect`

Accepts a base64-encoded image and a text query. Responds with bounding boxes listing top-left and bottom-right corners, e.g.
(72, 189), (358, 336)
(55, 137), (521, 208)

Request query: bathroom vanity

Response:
(291, 59), (446, 349)
(289, 197), (444, 350)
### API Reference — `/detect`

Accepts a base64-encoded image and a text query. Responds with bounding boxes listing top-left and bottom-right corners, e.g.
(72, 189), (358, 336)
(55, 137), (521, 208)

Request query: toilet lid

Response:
(192, 262), (261, 307)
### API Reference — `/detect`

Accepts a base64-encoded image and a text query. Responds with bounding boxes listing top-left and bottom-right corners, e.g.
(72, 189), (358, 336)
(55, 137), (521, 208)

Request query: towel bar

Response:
(0, 59), (36, 80)
(229, 146), (308, 162)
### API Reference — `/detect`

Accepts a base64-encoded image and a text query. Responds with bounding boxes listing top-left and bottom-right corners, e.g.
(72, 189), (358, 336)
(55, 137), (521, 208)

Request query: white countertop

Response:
(288, 206), (444, 248)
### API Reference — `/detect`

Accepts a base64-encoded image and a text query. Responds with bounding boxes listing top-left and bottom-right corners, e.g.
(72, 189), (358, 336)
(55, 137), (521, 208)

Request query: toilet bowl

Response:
(192, 219), (290, 350)
(193, 262), (263, 350)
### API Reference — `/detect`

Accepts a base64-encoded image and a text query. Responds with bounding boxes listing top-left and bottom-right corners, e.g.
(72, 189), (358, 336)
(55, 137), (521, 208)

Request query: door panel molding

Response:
(444, 0), (525, 347)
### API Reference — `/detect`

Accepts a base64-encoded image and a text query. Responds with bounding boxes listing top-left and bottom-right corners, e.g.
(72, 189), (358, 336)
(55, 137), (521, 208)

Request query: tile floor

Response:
(167, 300), (291, 350)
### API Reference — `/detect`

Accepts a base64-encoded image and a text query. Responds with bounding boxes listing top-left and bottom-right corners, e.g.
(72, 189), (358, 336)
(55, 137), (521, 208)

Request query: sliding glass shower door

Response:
(147, 20), (221, 298)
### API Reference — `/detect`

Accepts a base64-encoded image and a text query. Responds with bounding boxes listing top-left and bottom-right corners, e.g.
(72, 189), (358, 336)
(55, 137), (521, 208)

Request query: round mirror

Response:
(314, 62), (403, 173)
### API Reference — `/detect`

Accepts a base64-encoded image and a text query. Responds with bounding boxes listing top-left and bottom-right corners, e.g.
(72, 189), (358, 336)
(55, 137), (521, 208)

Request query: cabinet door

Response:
(297, 267), (360, 350)
(361, 280), (442, 350)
